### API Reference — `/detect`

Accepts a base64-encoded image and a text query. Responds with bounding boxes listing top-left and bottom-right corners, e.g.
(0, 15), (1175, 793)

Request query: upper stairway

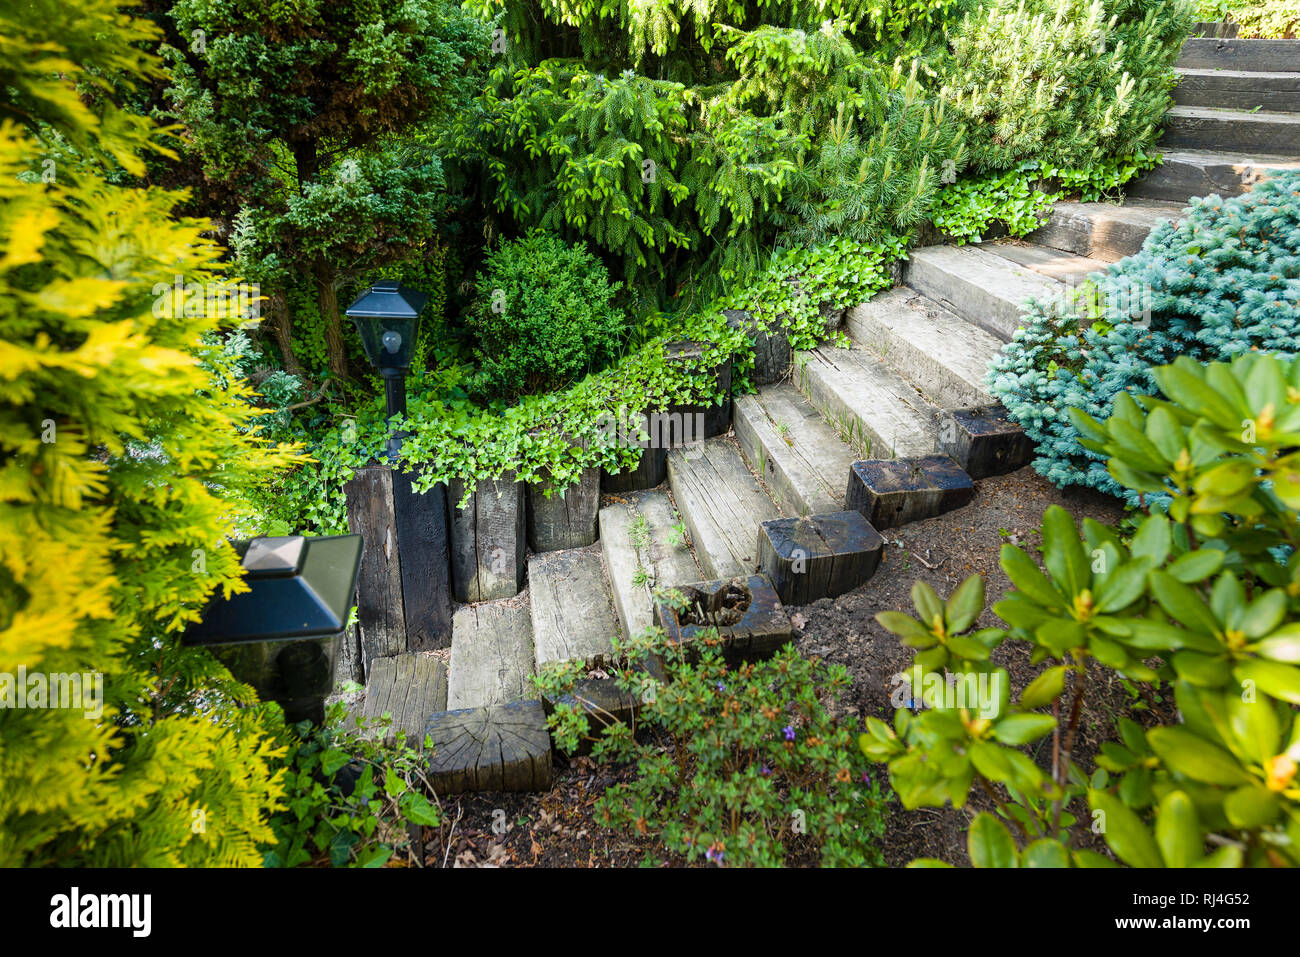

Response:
(1131, 36), (1300, 201)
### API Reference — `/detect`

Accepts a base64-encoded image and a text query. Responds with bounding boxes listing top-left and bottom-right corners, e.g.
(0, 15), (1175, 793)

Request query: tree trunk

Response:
(314, 257), (349, 381)
(266, 286), (304, 376)
(291, 138), (348, 382)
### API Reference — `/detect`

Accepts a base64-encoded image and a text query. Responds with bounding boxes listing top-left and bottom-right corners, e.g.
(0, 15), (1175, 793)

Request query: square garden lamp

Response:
(346, 279), (428, 430)
(183, 534), (363, 725)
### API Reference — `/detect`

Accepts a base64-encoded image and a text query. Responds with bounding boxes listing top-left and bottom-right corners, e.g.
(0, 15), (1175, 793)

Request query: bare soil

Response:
(416, 466), (1177, 868)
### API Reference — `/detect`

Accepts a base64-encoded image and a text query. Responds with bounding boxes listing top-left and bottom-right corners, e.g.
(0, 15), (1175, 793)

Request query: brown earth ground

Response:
(413, 466), (1177, 868)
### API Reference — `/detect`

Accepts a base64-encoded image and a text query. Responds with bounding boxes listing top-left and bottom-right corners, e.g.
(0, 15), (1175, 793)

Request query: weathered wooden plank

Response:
(599, 489), (702, 639)
(448, 473), (526, 602)
(529, 548), (620, 668)
(725, 309), (791, 385)
(846, 455), (974, 530)
(390, 653), (418, 742)
(447, 601), (535, 709)
(733, 384), (857, 516)
(334, 622), (363, 688)
(664, 340), (733, 439)
(1177, 38), (1299, 72)
(1163, 105), (1300, 154)
(425, 700), (553, 794)
(600, 441), (668, 492)
(667, 438), (780, 580)
(938, 405), (1035, 479)
(411, 654), (448, 732)
(758, 511), (884, 605)
(527, 466), (601, 551)
(389, 466), (453, 651)
(344, 466), (406, 673)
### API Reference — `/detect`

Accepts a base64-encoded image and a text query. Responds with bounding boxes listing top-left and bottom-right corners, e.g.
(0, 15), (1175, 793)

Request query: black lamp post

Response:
(343, 278), (453, 655)
(346, 279), (427, 457)
(183, 534), (363, 725)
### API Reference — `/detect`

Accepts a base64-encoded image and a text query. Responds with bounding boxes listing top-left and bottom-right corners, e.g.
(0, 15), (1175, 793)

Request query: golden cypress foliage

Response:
(0, 0), (305, 865)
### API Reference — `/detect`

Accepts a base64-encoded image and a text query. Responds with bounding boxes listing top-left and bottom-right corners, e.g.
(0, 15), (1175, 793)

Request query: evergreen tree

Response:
(0, 0), (302, 865)
(163, 0), (490, 380)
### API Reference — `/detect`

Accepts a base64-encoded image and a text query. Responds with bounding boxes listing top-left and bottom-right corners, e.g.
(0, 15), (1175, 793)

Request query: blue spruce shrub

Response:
(989, 168), (1300, 499)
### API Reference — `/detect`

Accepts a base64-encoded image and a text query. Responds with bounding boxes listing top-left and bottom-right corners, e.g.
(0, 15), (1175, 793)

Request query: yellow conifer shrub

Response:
(0, 0), (305, 865)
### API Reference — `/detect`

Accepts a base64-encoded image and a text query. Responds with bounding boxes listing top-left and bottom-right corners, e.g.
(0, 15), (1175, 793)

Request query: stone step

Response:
(529, 547), (621, 670)
(1162, 105), (1300, 153)
(1175, 68), (1300, 112)
(732, 384), (859, 517)
(1026, 200), (1183, 261)
(667, 438), (780, 580)
(795, 344), (940, 462)
(598, 488), (702, 640)
(1126, 148), (1300, 201)
(846, 287), (1000, 410)
(447, 601), (535, 710)
(360, 653), (448, 744)
(902, 244), (1063, 341)
(1177, 38), (1300, 73)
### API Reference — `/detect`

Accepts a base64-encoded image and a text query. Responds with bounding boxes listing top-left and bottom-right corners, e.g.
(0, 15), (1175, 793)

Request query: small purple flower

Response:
(783, 725), (796, 741)
(705, 846), (724, 864)
(861, 772), (872, 787)
(716, 682), (726, 693)
(760, 764), (772, 777)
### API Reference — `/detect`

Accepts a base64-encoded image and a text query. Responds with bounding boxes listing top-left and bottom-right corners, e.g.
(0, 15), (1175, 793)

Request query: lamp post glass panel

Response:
(347, 280), (428, 449)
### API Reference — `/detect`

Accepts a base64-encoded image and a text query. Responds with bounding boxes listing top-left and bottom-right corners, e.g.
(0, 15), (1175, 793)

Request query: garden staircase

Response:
(362, 34), (1300, 796)
(1131, 36), (1300, 201)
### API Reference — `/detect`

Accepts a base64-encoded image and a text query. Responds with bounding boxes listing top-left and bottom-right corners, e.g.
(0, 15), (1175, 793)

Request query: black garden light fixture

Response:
(183, 534), (363, 725)
(346, 279), (428, 427)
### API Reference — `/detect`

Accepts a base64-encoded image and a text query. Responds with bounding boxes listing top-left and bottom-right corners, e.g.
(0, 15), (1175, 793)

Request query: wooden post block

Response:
(846, 455), (974, 530)
(425, 700), (553, 794)
(652, 574), (793, 664)
(758, 511), (883, 605)
(600, 408), (669, 492)
(724, 309), (790, 385)
(527, 466), (600, 551)
(334, 622), (363, 687)
(448, 473), (526, 602)
(344, 466), (407, 676)
(390, 466), (453, 651)
(937, 405), (1034, 480)
(542, 677), (639, 754)
(664, 339), (732, 439)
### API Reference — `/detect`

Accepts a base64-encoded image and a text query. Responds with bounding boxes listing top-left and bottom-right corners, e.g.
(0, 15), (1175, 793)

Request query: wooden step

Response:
(667, 438), (780, 580)
(1026, 200), (1183, 261)
(360, 653), (448, 744)
(1162, 105), (1300, 153)
(732, 384), (859, 517)
(1127, 148), (1300, 201)
(902, 244), (1063, 341)
(1177, 38), (1300, 73)
(426, 699), (553, 794)
(795, 344), (941, 461)
(1175, 68), (1300, 112)
(985, 242), (1112, 286)
(447, 601), (535, 710)
(598, 489), (702, 640)
(528, 547), (621, 669)
(846, 287), (1000, 409)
